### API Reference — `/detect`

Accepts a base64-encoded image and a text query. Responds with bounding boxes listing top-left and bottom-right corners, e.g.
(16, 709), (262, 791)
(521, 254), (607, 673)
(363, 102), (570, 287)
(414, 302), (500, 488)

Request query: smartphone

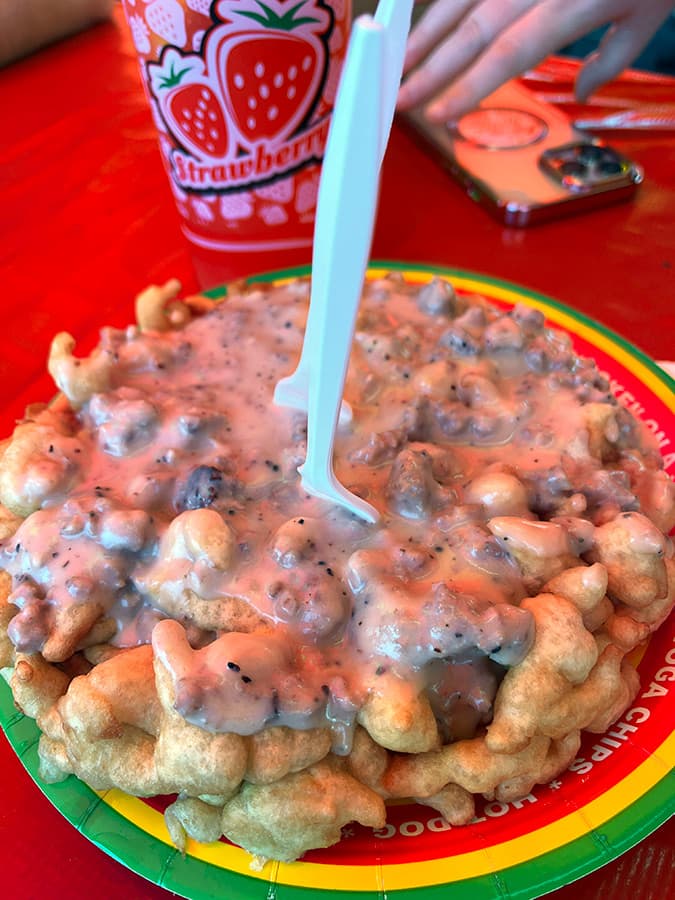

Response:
(400, 81), (644, 226)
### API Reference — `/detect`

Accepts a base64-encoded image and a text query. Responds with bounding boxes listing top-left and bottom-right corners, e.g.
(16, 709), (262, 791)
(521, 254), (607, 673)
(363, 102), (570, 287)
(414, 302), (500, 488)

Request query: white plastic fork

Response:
(274, 0), (414, 424)
(294, 16), (384, 522)
(273, 1), (414, 523)
(374, 0), (415, 154)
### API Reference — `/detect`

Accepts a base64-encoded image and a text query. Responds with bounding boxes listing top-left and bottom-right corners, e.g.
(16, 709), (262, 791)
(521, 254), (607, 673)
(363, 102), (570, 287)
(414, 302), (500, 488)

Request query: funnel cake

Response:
(0, 273), (673, 864)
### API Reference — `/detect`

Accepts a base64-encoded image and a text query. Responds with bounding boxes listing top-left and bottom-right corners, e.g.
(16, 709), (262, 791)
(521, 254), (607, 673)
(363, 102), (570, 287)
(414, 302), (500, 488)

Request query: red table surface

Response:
(1, 8), (673, 900)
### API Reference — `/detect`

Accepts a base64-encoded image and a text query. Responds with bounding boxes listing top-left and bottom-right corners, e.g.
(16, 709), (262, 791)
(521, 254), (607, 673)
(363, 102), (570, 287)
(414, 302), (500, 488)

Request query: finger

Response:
(403, 0), (477, 75)
(575, 3), (675, 101)
(423, 0), (626, 121)
(399, 0), (539, 110)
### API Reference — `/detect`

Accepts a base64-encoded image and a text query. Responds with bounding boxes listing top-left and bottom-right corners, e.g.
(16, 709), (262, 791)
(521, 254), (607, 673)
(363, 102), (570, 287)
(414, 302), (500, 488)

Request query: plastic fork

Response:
(274, 0), (414, 423)
(273, 1), (413, 523)
(291, 16), (383, 522)
(374, 0), (415, 155)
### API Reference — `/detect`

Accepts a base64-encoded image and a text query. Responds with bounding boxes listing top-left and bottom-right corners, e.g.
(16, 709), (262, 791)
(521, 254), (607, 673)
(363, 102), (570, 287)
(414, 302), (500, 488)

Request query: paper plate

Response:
(1, 263), (674, 900)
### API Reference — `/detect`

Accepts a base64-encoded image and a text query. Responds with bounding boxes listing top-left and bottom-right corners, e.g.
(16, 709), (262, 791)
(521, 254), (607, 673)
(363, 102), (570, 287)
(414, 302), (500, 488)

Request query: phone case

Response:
(400, 81), (643, 226)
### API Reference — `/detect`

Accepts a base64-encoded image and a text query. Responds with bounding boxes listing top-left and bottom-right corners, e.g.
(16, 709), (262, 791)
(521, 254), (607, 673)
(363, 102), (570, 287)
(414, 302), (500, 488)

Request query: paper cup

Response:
(121, 0), (351, 282)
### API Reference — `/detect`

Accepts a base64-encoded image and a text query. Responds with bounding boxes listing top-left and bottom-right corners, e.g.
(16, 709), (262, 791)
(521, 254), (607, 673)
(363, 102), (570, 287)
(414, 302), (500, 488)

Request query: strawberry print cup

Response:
(121, 0), (351, 282)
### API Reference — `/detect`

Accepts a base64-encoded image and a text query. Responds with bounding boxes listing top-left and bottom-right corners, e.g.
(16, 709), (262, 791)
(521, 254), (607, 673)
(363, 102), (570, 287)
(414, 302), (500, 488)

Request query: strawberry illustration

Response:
(186, 0), (212, 15)
(191, 196), (216, 222)
(220, 192), (254, 220)
(149, 48), (229, 161)
(145, 0), (188, 47)
(254, 176), (294, 203)
(207, 0), (331, 146)
(167, 82), (229, 157)
(129, 13), (151, 53)
(295, 173), (318, 214)
(258, 203), (288, 225)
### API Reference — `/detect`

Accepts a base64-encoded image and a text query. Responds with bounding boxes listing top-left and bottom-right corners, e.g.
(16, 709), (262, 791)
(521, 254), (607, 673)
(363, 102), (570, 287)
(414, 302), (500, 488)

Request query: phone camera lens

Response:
(559, 161), (587, 178)
(598, 160), (624, 176)
(578, 145), (605, 165)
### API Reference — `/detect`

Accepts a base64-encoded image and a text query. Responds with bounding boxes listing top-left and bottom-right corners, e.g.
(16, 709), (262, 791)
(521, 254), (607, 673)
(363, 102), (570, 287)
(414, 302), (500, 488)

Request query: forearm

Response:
(0, 0), (115, 67)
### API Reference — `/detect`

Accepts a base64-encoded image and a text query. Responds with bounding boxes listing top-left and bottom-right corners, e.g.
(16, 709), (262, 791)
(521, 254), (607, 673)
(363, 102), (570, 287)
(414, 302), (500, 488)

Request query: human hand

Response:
(397, 0), (675, 120)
